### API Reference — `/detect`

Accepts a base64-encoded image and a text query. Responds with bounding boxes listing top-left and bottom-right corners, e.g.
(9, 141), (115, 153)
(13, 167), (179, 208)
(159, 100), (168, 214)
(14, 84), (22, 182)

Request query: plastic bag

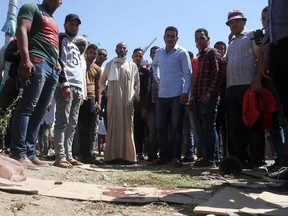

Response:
(0, 155), (26, 182)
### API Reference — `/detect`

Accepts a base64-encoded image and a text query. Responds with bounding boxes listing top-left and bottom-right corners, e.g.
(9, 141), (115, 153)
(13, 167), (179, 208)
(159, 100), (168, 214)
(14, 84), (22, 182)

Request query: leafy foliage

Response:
(0, 90), (21, 138)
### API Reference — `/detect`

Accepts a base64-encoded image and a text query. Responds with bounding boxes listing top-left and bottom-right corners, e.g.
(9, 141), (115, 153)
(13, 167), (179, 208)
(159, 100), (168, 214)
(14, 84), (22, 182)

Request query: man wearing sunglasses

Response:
(95, 49), (108, 69)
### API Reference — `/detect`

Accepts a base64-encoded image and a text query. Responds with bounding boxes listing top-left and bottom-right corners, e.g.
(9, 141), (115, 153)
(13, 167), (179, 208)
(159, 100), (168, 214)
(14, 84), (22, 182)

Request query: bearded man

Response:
(99, 42), (140, 164)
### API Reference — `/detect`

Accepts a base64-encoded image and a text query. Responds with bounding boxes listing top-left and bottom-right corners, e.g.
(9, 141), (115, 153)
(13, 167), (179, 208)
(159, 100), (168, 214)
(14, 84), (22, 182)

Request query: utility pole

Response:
(142, 38), (157, 54)
(1, 0), (18, 45)
(0, 0), (17, 89)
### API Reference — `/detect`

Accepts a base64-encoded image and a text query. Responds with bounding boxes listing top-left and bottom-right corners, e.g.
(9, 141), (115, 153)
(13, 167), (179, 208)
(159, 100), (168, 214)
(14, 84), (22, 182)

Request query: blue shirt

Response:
(266, 0), (288, 43)
(152, 44), (192, 98)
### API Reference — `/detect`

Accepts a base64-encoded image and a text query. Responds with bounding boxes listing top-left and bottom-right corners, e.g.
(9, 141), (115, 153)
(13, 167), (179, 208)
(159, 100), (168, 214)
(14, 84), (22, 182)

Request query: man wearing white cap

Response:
(225, 9), (267, 172)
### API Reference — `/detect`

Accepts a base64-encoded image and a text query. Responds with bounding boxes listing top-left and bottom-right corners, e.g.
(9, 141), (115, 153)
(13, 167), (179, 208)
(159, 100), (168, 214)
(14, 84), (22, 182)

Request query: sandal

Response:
(67, 159), (83, 166)
(53, 160), (73, 168)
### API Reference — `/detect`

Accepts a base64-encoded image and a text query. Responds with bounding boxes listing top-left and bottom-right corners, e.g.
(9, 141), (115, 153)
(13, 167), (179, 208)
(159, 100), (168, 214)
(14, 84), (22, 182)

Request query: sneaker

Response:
(263, 167), (288, 183)
(253, 164), (268, 173)
(194, 159), (216, 168)
(47, 148), (55, 156)
(181, 157), (195, 163)
(267, 161), (282, 172)
(36, 150), (41, 156)
(31, 157), (50, 167)
(0, 147), (10, 155)
(18, 157), (40, 170)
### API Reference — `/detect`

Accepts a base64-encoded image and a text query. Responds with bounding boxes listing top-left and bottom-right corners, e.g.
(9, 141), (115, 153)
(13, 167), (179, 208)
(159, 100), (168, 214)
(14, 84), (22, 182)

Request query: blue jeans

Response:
(156, 96), (184, 161)
(10, 60), (59, 160)
(54, 86), (82, 160)
(196, 95), (220, 162)
(182, 105), (195, 158)
(189, 107), (202, 158)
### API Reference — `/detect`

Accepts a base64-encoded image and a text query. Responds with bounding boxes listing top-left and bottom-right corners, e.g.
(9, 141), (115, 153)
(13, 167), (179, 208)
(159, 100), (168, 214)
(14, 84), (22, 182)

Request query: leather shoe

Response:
(181, 157), (195, 163)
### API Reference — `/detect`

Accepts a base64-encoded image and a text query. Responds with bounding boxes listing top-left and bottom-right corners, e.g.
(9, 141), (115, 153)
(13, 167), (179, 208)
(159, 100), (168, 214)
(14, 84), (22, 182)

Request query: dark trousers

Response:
(262, 77), (288, 165)
(134, 111), (146, 155)
(226, 85), (266, 168)
(77, 99), (96, 157)
(147, 103), (158, 160)
(0, 77), (19, 148)
(156, 96), (185, 161)
(269, 37), (288, 161)
(216, 84), (228, 159)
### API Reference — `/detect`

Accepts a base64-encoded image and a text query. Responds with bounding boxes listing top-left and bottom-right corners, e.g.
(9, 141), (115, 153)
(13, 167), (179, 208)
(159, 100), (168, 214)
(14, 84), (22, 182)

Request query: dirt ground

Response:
(0, 155), (271, 216)
(0, 191), (193, 216)
(0, 159), (198, 216)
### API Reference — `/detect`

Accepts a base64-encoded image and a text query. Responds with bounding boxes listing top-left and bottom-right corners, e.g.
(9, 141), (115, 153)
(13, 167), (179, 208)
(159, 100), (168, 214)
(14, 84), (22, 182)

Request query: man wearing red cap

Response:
(225, 9), (267, 172)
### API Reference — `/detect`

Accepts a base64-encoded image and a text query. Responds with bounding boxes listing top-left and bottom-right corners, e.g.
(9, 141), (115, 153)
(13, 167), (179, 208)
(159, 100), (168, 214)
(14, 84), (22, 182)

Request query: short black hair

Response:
(133, 48), (143, 54)
(150, 46), (159, 54)
(214, 41), (227, 51)
(262, 6), (268, 12)
(195, 28), (209, 37)
(165, 26), (178, 36)
(86, 44), (98, 50)
(188, 51), (194, 59)
(98, 48), (107, 53)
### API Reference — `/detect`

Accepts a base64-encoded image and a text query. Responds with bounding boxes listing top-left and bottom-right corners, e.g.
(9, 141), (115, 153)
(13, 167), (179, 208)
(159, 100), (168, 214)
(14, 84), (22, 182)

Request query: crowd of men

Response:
(0, 0), (288, 184)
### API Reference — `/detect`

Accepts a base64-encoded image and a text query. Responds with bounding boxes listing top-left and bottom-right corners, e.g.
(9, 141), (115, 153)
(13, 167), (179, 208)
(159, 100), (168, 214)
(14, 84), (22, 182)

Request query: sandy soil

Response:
(1, 155), (275, 216)
(0, 157), (200, 216)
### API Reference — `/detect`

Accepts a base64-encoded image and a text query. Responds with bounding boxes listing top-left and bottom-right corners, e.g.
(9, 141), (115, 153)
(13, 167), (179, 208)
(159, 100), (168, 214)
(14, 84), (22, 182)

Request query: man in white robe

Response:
(99, 42), (140, 164)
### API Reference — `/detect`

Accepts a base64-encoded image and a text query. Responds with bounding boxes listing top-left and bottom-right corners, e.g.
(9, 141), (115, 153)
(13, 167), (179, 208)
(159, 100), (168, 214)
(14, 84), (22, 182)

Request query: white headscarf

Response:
(74, 36), (87, 46)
